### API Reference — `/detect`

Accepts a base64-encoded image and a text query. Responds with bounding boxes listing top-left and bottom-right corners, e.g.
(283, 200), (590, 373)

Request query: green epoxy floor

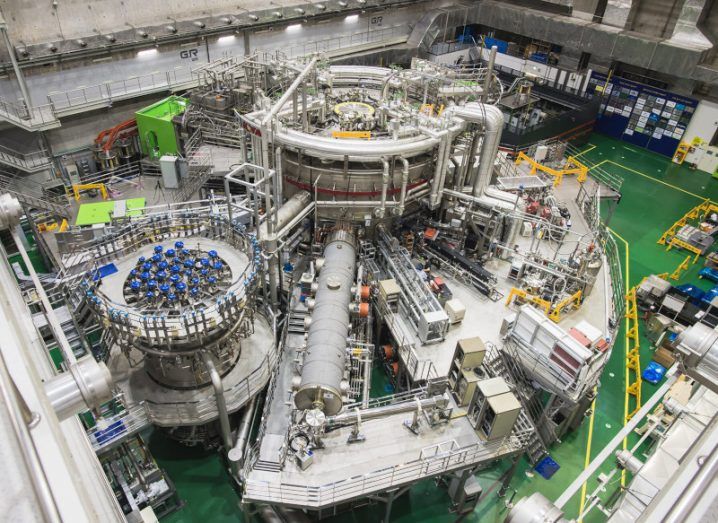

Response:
(154, 133), (718, 523)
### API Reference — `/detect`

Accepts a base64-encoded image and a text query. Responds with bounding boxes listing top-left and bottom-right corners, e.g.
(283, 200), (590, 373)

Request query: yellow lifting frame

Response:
(666, 236), (702, 263)
(505, 287), (551, 315)
(657, 198), (715, 245)
(515, 151), (588, 187)
(72, 183), (108, 202)
(625, 286), (642, 421)
(669, 255), (691, 281)
(548, 289), (583, 323)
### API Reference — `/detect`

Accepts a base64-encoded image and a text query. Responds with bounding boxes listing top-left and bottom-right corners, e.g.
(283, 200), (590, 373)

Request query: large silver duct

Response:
(259, 191), (311, 239)
(295, 230), (356, 416)
(444, 103), (505, 198)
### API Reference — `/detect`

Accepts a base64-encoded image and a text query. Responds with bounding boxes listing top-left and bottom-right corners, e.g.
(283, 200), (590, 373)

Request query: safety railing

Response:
(0, 143), (53, 172)
(145, 348), (276, 426)
(244, 433), (522, 507)
(87, 403), (151, 452)
(264, 25), (410, 59)
(47, 67), (196, 113)
(0, 96), (59, 129)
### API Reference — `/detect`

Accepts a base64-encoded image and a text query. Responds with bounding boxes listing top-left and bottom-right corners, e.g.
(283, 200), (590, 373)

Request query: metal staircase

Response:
(0, 143), (53, 173)
(484, 341), (550, 464)
(287, 310), (308, 334)
(0, 171), (72, 219)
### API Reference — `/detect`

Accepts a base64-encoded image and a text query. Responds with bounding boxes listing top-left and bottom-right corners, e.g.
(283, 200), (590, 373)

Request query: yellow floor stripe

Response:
(608, 227), (632, 487)
(577, 389), (597, 522)
(577, 227), (631, 517)
(606, 160), (708, 200)
(573, 144), (597, 159)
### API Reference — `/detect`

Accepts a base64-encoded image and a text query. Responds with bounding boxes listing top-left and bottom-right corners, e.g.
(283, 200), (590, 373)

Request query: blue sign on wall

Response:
(586, 72), (697, 157)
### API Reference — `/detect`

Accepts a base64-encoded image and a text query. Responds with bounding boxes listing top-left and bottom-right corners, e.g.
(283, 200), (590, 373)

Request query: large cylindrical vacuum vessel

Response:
(295, 230), (357, 415)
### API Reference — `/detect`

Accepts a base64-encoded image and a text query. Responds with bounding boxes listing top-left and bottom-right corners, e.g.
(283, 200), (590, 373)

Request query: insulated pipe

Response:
(429, 133), (448, 208)
(325, 394), (447, 427)
(201, 352), (233, 459)
(443, 103), (505, 197)
(482, 46), (498, 103)
(399, 157), (410, 215)
(44, 357), (113, 420)
(274, 146), (284, 212)
(378, 158), (390, 218)
(270, 127), (440, 161)
(228, 397), (256, 468)
(295, 230), (357, 416)
(259, 191), (311, 240)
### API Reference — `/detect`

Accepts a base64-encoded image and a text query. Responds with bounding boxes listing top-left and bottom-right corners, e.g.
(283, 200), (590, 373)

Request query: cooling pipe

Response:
(259, 191), (311, 239)
(325, 394), (448, 428)
(443, 103), (505, 197)
(294, 230), (357, 415)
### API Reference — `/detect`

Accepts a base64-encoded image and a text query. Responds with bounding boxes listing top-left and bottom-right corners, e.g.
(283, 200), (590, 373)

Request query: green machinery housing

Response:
(135, 96), (187, 160)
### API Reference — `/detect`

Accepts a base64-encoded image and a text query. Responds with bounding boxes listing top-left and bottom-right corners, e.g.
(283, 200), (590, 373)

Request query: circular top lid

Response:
(305, 408), (326, 428)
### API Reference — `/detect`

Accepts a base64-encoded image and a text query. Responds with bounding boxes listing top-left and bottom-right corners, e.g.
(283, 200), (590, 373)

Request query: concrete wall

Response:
(684, 99), (718, 145)
(0, 7), (422, 105)
(0, 0), (302, 45)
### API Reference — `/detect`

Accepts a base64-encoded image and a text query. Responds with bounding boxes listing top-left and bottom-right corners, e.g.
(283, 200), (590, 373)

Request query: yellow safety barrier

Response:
(515, 151), (588, 187)
(625, 287), (642, 420)
(657, 198), (717, 245)
(505, 287), (551, 315)
(548, 290), (583, 322)
(669, 255), (691, 280)
(330, 130), (371, 139)
(666, 236), (702, 263)
(73, 183), (108, 202)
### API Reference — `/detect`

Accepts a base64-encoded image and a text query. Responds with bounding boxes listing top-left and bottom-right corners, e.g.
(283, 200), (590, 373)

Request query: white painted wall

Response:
(684, 99), (718, 145)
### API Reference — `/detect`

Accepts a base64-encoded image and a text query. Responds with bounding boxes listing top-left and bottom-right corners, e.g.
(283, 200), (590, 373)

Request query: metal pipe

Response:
(11, 229), (77, 366)
(0, 10), (34, 109)
(295, 230), (357, 416)
(443, 103), (505, 197)
(201, 352), (233, 459)
(274, 146), (284, 208)
(399, 157), (409, 215)
(378, 158), (390, 218)
(261, 56), (319, 127)
(0, 350), (61, 523)
(228, 397), (256, 469)
(482, 46), (498, 103)
(326, 394), (447, 427)
(429, 132), (448, 208)
(554, 373), (677, 509)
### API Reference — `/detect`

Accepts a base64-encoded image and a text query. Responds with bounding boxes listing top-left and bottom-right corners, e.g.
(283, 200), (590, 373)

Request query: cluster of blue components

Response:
(126, 241), (226, 306)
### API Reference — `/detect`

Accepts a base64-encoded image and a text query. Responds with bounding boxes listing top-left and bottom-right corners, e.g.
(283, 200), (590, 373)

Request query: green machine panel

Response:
(135, 96), (187, 160)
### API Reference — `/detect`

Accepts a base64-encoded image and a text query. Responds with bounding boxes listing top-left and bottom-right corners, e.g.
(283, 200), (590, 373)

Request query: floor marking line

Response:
(578, 388), (597, 522)
(609, 227), (631, 487)
(606, 160), (708, 200)
(573, 144), (597, 159)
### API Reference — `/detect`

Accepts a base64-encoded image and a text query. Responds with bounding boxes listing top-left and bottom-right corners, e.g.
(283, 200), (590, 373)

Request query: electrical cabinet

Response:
(448, 337), (486, 394)
(454, 370), (481, 407)
(477, 391), (521, 441)
(467, 377), (512, 429)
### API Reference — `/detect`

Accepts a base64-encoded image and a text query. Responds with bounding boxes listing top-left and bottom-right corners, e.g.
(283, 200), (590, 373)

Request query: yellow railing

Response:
(515, 151), (588, 187)
(505, 287), (551, 315)
(548, 290), (583, 322)
(657, 198), (716, 246)
(506, 287), (583, 323)
(624, 287), (642, 420)
(72, 183), (108, 201)
(666, 236), (702, 263)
